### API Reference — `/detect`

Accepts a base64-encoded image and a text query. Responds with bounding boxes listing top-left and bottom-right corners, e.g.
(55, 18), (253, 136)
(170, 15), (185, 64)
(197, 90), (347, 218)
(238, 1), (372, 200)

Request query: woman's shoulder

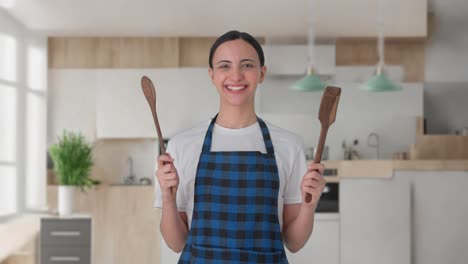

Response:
(168, 119), (211, 148)
(262, 119), (304, 148)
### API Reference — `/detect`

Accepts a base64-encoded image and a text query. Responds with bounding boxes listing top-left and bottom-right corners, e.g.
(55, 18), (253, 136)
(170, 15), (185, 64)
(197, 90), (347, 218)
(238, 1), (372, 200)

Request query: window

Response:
(0, 33), (18, 218)
(0, 28), (47, 219)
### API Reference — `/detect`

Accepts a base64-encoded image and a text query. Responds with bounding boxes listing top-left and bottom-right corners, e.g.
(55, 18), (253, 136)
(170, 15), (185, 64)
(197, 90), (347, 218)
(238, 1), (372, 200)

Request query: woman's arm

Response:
(157, 154), (189, 253)
(282, 163), (325, 253)
(160, 209), (189, 252)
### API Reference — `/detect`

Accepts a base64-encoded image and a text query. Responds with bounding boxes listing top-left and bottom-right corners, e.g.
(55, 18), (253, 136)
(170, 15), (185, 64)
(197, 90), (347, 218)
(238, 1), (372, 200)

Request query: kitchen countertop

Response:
(318, 160), (468, 180)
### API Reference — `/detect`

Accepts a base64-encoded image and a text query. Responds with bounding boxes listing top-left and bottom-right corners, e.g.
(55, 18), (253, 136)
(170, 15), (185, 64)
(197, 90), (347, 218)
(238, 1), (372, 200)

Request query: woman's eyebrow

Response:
(215, 60), (232, 65)
(240, 59), (256, 63)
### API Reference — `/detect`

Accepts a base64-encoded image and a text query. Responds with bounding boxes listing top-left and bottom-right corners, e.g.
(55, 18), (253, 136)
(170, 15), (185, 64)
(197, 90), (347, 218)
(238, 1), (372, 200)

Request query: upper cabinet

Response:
(96, 68), (218, 139)
(48, 37), (180, 69)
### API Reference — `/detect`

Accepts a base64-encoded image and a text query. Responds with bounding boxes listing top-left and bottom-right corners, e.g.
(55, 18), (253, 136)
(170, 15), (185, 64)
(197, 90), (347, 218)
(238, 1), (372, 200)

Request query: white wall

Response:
(425, 0), (468, 82)
(423, 0), (468, 134)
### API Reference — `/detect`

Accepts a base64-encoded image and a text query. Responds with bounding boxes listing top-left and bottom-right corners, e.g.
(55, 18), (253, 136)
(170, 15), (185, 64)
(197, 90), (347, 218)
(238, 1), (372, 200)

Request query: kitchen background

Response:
(1, 0), (468, 264)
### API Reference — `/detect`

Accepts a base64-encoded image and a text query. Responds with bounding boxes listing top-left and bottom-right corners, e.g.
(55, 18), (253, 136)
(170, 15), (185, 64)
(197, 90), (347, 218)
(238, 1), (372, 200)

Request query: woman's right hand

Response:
(156, 153), (179, 204)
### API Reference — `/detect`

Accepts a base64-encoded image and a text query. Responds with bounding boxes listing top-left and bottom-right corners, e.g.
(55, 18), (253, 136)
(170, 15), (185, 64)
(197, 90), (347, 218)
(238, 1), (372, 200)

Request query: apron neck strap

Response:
(201, 113), (275, 155)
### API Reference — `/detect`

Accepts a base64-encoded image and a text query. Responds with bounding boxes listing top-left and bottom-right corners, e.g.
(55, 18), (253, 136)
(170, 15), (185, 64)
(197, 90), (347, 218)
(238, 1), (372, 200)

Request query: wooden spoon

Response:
(141, 76), (166, 155)
(141, 76), (174, 194)
(306, 86), (341, 204)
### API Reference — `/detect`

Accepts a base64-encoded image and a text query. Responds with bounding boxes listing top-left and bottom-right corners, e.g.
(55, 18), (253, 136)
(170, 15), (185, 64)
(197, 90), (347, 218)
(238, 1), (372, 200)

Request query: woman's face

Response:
(209, 39), (266, 108)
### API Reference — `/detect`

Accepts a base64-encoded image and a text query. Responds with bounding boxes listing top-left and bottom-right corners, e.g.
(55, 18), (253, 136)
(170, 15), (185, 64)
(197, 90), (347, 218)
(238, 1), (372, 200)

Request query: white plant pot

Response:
(58, 185), (75, 216)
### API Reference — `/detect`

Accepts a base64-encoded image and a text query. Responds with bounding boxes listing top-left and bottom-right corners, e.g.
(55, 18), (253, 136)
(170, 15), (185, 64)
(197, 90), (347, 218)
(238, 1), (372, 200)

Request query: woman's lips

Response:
(224, 85), (247, 93)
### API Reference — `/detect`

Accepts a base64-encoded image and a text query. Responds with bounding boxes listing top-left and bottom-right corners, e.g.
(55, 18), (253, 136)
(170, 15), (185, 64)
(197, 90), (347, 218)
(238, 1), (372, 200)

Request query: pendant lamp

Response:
(292, 0), (326, 92)
(360, 0), (402, 92)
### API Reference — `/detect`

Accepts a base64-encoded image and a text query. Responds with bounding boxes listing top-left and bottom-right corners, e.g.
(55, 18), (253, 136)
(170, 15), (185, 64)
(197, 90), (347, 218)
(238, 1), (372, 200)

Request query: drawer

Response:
(41, 246), (90, 264)
(41, 219), (91, 246)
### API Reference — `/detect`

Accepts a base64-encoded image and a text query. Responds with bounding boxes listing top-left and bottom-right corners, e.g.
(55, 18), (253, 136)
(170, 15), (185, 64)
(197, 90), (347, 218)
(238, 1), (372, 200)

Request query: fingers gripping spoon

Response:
(141, 76), (174, 195)
(306, 86), (341, 204)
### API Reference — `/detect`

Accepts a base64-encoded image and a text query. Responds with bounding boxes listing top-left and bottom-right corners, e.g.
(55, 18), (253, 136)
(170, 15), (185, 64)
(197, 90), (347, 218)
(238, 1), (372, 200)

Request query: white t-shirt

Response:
(154, 118), (307, 230)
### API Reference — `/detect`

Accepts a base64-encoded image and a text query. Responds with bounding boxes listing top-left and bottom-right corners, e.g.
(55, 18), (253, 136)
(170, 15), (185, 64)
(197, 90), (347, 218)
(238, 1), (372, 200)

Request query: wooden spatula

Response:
(141, 76), (174, 194)
(306, 86), (341, 204)
(141, 76), (166, 155)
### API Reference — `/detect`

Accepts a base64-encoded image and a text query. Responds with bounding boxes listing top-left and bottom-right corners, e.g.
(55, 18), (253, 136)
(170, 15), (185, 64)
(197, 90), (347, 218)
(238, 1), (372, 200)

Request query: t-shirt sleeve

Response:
(283, 143), (308, 204)
(153, 139), (188, 212)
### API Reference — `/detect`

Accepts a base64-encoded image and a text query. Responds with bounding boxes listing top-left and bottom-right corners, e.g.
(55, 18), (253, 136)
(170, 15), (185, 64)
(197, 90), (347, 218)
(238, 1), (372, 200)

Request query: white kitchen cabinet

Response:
(286, 214), (340, 264)
(340, 178), (410, 264)
(48, 70), (98, 142)
(395, 171), (468, 264)
(96, 68), (218, 139)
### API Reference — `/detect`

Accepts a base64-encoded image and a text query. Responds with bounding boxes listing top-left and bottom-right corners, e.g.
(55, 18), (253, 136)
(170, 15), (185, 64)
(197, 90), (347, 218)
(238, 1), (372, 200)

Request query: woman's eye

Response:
(242, 63), (254, 68)
(218, 64), (229, 69)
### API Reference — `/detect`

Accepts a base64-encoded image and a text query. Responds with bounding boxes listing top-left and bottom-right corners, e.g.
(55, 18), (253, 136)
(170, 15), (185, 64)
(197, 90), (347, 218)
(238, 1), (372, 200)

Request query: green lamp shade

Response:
(360, 73), (402, 92)
(292, 73), (326, 91)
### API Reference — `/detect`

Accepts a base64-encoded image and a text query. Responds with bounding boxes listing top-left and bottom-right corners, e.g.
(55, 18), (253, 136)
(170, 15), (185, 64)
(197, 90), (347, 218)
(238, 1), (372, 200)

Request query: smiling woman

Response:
(154, 30), (326, 263)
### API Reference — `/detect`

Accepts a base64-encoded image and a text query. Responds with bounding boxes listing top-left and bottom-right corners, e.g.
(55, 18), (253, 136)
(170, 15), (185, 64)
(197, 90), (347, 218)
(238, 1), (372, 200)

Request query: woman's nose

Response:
(229, 67), (244, 81)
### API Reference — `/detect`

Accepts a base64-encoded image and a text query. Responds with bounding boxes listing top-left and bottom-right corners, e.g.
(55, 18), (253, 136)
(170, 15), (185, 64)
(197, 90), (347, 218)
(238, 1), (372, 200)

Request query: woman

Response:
(154, 30), (325, 264)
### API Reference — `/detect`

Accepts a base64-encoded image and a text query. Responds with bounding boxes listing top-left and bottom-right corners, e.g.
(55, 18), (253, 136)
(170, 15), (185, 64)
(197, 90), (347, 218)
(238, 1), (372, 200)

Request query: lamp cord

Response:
(307, 0), (316, 69)
(377, 0), (385, 70)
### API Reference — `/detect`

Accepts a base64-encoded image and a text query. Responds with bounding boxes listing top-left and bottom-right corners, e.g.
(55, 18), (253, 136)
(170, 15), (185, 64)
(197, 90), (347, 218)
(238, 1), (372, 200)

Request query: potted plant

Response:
(49, 131), (100, 216)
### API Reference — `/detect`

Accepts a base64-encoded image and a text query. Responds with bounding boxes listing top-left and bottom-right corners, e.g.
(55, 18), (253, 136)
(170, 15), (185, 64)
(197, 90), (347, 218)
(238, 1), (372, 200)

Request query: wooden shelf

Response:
(411, 117), (468, 159)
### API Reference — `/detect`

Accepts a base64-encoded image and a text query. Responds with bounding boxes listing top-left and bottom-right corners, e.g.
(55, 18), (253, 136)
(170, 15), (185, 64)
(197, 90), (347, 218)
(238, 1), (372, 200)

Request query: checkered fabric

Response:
(178, 114), (288, 264)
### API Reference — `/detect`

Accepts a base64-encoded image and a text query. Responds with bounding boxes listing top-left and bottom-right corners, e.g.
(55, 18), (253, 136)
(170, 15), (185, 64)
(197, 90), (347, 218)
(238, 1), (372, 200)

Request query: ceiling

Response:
(3, 0), (427, 38)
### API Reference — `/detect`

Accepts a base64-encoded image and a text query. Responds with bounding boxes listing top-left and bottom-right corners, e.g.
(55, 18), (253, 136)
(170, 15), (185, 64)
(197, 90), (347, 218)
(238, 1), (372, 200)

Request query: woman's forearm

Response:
(160, 201), (189, 253)
(283, 205), (315, 253)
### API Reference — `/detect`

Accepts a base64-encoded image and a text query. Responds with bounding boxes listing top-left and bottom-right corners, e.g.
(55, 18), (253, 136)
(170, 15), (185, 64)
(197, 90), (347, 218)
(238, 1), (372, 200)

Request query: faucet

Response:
(367, 132), (380, 159)
(124, 156), (136, 184)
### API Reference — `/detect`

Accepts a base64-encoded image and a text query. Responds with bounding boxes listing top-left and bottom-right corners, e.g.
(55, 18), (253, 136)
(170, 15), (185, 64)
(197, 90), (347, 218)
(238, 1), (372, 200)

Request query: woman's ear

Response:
(208, 68), (215, 83)
(259, 66), (267, 83)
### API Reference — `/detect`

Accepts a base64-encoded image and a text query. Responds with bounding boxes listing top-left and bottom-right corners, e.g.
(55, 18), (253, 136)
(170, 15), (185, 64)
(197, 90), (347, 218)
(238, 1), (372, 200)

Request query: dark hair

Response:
(209, 30), (265, 69)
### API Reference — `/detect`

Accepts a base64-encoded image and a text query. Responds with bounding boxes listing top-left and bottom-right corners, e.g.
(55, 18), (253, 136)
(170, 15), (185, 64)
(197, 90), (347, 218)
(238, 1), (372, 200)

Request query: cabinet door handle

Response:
(50, 256), (80, 262)
(50, 231), (81, 236)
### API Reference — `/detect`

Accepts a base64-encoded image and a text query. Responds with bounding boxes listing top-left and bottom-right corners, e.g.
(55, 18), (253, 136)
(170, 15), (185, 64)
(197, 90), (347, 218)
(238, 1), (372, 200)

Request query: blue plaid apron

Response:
(178, 114), (288, 264)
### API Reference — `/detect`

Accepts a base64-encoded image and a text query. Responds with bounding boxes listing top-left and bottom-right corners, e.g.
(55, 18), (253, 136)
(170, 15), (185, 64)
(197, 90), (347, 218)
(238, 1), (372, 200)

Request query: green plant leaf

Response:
(49, 130), (99, 192)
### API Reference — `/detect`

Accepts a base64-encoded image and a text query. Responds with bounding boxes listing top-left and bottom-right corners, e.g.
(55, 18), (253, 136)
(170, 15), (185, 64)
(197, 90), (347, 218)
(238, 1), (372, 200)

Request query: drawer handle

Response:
(50, 231), (81, 236)
(50, 256), (80, 262)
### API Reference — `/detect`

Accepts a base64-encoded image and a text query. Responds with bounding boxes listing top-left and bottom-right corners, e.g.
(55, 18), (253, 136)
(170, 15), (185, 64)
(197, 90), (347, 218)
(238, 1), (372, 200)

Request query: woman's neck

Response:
(216, 105), (257, 129)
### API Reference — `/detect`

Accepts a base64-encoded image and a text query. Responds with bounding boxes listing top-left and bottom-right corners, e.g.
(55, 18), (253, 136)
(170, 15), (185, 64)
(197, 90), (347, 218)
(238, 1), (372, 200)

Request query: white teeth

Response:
(226, 86), (246, 91)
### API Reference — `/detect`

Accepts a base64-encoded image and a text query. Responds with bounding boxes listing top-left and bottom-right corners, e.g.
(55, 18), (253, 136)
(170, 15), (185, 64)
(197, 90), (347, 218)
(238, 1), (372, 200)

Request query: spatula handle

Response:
(313, 126), (328, 164)
(305, 126), (328, 204)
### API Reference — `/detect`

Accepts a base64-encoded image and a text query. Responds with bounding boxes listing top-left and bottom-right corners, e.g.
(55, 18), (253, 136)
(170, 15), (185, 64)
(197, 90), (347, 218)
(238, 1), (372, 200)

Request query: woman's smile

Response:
(224, 84), (248, 93)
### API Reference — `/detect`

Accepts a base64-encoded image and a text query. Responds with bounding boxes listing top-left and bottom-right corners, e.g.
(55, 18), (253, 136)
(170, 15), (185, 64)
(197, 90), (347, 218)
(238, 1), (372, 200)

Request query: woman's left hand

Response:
(301, 163), (326, 208)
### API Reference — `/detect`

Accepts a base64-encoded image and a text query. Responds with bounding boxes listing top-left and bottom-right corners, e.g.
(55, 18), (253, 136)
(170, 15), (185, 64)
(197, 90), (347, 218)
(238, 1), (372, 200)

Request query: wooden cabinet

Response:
(40, 217), (91, 264)
(46, 186), (160, 264)
(48, 37), (179, 69)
